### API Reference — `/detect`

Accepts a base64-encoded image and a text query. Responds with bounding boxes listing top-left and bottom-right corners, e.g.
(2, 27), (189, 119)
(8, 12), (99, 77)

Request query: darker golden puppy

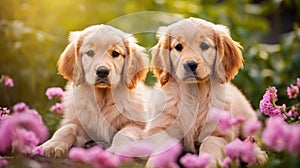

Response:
(147, 18), (267, 167)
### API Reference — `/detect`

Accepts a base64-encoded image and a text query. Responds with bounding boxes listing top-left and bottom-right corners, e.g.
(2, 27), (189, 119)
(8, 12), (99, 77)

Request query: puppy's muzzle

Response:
(96, 66), (110, 78)
(183, 61), (198, 73)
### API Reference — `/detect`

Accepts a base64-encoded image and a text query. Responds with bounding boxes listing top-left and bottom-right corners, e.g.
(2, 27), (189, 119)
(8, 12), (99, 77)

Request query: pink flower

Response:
(0, 114), (11, 124)
(50, 103), (64, 114)
(11, 128), (39, 154)
(225, 138), (243, 159)
(0, 159), (8, 167)
(259, 87), (285, 118)
(0, 108), (48, 154)
(210, 108), (244, 134)
(13, 102), (43, 121)
(262, 117), (289, 152)
(262, 117), (300, 155)
(69, 146), (123, 168)
(1, 75), (14, 87)
(69, 147), (92, 163)
(93, 148), (122, 168)
(287, 124), (300, 155)
(287, 84), (299, 99)
(221, 156), (232, 168)
(217, 112), (232, 133)
(151, 138), (182, 168)
(224, 138), (256, 165)
(243, 120), (262, 136)
(117, 140), (154, 157)
(297, 78), (300, 87)
(13, 102), (29, 113)
(46, 87), (64, 101)
(180, 153), (211, 168)
(240, 138), (256, 165)
(287, 106), (298, 118)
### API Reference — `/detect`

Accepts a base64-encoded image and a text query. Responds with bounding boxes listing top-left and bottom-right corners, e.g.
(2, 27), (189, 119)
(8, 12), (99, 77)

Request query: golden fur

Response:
(40, 25), (148, 157)
(147, 18), (267, 167)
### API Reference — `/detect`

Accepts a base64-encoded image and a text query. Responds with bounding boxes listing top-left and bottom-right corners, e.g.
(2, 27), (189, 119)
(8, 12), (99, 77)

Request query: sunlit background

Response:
(0, 0), (299, 132)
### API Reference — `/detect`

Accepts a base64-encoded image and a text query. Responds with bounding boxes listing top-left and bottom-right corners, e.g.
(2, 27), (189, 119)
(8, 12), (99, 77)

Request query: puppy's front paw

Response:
(39, 140), (69, 158)
(255, 149), (268, 165)
(253, 143), (268, 165)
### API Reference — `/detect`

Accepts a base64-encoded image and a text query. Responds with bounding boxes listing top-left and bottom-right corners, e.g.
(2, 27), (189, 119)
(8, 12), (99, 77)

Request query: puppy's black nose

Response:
(96, 66), (109, 78)
(184, 61), (198, 72)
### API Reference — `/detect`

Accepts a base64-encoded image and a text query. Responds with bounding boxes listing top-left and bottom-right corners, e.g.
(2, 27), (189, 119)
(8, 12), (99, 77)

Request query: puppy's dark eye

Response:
(200, 42), (209, 51)
(112, 50), (120, 58)
(86, 50), (94, 57)
(174, 43), (183, 52)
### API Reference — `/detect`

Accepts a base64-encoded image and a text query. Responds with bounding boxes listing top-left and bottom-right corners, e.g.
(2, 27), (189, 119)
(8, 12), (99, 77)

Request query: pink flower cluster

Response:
(222, 137), (256, 167)
(69, 146), (124, 168)
(0, 75), (14, 87)
(49, 103), (64, 114)
(150, 138), (183, 168)
(259, 78), (300, 120)
(259, 86), (286, 118)
(0, 102), (49, 154)
(180, 153), (211, 168)
(262, 117), (300, 155)
(46, 87), (64, 114)
(68, 138), (188, 168)
(45, 87), (64, 101)
(210, 108), (244, 134)
(243, 119), (262, 136)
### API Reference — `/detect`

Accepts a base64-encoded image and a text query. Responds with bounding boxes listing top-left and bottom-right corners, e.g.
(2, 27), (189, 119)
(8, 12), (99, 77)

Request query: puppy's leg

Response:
(108, 125), (145, 153)
(39, 123), (80, 157)
(199, 136), (227, 168)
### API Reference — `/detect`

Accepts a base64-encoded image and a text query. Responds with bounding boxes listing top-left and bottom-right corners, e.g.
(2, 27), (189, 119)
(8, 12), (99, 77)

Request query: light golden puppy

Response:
(40, 25), (148, 157)
(148, 18), (267, 167)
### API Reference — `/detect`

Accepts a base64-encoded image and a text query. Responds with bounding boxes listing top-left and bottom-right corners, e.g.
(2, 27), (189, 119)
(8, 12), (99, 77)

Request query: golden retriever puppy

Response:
(40, 25), (148, 157)
(148, 18), (267, 167)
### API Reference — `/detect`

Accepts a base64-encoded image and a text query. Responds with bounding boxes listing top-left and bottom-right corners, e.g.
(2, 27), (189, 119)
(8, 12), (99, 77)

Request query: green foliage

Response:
(0, 0), (299, 134)
(234, 27), (300, 107)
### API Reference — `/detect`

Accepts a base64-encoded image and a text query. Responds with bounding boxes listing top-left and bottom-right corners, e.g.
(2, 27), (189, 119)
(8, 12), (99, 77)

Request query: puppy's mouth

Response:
(183, 73), (209, 83)
(95, 78), (111, 88)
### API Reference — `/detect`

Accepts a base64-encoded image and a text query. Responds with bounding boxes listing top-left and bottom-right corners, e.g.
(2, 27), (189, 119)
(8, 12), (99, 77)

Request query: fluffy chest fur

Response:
(151, 78), (232, 153)
(61, 83), (146, 148)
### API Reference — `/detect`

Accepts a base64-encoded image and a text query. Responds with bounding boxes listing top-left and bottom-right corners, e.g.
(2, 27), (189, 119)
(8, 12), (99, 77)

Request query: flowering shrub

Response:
(262, 117), (300, 156)
(222, 137), (256, 167)
(45, 87), (64, 114)
(259, 78), (300, 120)
(0, 102), (49, 155)
(258, 77), (300, 167)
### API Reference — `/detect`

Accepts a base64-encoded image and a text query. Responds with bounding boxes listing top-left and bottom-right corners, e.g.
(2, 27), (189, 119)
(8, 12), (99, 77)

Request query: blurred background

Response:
(0, 0), (299, 132)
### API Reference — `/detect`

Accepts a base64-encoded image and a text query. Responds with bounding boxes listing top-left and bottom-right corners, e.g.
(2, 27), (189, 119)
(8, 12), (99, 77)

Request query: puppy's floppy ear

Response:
(57, 31), (83, 85)
(214, 25), (243, 83)
(151, 26), (171, 86)
(123, 36), (147, 89)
